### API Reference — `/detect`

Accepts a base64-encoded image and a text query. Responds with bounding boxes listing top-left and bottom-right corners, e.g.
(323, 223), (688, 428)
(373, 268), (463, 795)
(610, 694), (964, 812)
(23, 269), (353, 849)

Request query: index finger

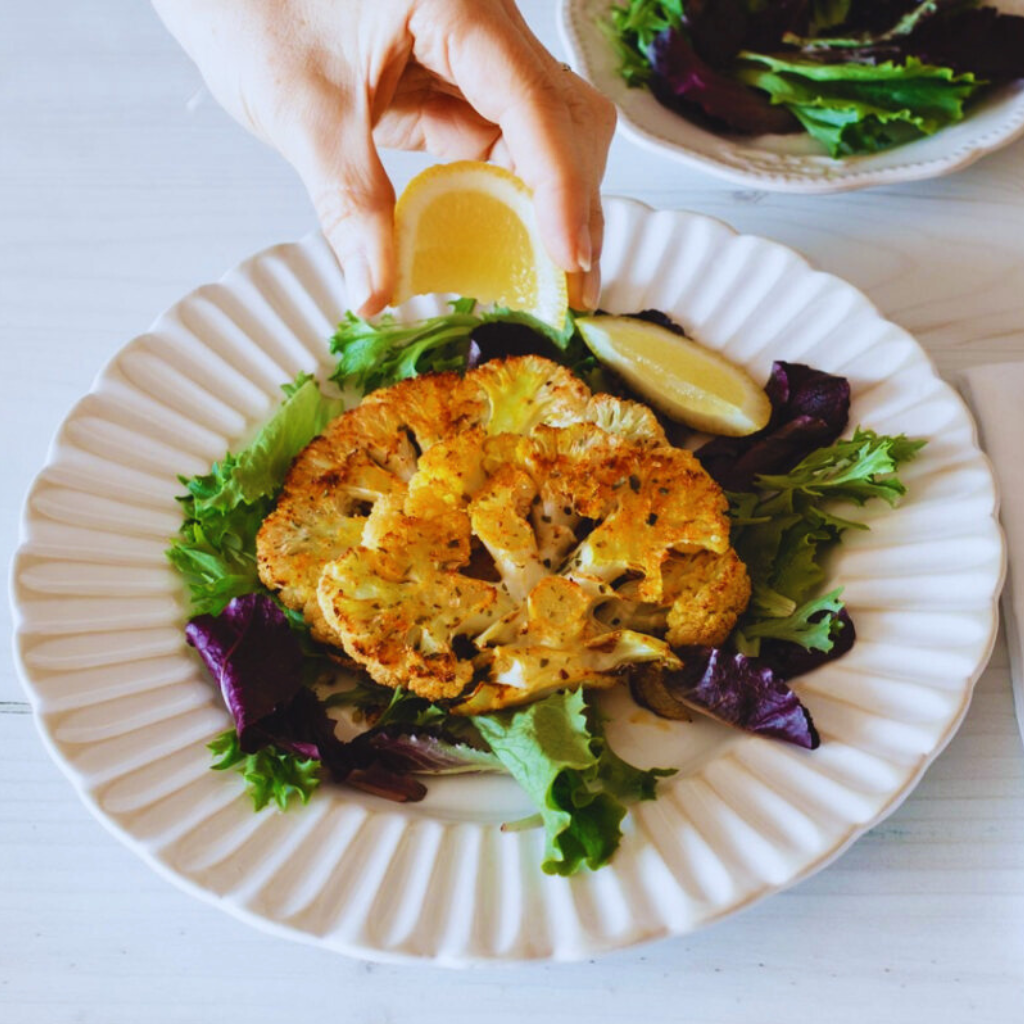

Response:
(415, 5), (613, 278)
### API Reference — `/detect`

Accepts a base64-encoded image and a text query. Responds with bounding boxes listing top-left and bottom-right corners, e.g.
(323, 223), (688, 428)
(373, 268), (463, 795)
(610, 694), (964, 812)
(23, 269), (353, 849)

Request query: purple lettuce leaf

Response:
(186, 594), (428, 802)
(626, 308), (689, 336)
(467, 321), (555, 368)
(907, 8), (1024, 83)
(764, 359), (852, 429)
(840, 0), (922, 35)
(355, 729), (505, 775)
(631, 649), (820, 749)
(258, 694), (430, 803)
(696, 361), (851, 491)
(679, 0), (751, 69)
(649, 27), (801, 136)
(257, 690), (431, 803)
(250, 686), (328, 762)
(185, 593), (304, 753)
(744, 0), (813, 51)
(758, 607), (856, 681)
(785, 2), (1024, 84)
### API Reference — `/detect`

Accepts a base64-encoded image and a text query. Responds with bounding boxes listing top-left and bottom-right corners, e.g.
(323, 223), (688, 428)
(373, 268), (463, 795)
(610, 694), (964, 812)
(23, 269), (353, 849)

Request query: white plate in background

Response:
(559, 0), (1024, 193)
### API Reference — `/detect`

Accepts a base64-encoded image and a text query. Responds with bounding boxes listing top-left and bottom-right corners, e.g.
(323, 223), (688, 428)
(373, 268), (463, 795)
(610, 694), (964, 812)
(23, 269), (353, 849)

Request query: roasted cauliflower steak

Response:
(257, 355), (750, 713)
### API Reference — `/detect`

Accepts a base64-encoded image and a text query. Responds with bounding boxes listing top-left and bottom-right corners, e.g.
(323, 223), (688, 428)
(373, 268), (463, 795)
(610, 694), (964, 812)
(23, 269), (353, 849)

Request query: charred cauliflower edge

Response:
(257, 356), (751, 715)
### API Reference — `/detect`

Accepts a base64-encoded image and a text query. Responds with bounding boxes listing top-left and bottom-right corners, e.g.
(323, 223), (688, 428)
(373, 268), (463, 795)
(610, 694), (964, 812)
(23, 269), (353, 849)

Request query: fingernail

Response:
(343, 255), (373, 315)
(575, 226), (593, 274)
(581, 266), (601, 311)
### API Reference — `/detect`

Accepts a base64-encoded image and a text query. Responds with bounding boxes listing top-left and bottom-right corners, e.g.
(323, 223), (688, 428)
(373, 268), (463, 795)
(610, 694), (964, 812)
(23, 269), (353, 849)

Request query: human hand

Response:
(153, 0), (616, 314)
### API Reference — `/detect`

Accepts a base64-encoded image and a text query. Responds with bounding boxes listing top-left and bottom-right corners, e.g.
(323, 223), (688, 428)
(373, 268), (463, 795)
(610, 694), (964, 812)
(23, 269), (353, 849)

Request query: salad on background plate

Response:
(559, 0), (1024, 191)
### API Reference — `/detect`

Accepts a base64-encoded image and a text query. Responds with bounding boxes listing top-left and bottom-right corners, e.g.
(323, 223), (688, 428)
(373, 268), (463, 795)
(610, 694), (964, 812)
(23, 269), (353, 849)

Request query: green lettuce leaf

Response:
(730, 429), (924, 651)
(329, 298), (481, 394)
(208, 728), (321, 811)
(602, 0), (684, 86)
(737, 54), (982, 156)
(166, 375), (344, 616)
(329, 299), (588, 396)
(755, 429), (927, 506)
(197, 372), (343, 513)
(736, 587), (846, 654)
(474, 689), (672, 876)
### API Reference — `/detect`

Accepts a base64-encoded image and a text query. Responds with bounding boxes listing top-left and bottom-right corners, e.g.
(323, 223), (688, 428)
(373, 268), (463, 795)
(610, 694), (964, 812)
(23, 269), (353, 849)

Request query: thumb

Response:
(287, 116), (396, 317)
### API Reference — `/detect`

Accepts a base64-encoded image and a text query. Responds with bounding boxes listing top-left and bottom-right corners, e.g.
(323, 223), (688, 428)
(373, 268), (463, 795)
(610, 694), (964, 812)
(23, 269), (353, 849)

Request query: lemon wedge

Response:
(393, 161), (568, 328)
(575, 316), (771, 437)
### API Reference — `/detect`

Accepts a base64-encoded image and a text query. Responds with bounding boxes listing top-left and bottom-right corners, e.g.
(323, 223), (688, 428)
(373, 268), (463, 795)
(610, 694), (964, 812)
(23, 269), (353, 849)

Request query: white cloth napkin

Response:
(960, 363), (1024, 744)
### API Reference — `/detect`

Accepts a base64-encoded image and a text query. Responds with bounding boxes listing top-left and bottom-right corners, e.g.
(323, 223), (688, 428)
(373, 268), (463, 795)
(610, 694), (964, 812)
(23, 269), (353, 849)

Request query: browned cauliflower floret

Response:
(257, 355), (750, 713)
(257, 448), (403, 644)
(317, 550), (509, 701)
(257, 371), (483, 643)
(471, 356), (590, 435)
(602, 549), (752, 647)
(458, 575), (680, 714)
(663, 549), (752, 647)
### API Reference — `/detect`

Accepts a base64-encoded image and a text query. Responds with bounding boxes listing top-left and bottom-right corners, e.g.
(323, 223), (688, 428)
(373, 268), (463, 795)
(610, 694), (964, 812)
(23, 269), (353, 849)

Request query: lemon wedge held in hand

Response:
(576, 316), (772, 437)
(393, 161), (569, 328)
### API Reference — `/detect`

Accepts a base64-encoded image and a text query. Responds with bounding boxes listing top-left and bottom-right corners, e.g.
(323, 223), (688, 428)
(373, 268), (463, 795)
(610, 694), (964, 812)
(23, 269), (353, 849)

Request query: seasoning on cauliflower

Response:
(257, 355), (750, 713)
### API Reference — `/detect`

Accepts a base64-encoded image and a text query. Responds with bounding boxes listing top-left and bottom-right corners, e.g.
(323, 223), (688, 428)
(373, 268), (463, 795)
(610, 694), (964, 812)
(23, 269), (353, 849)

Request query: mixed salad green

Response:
(168, 303), (922, 875)
(603, 0), (1024, 156)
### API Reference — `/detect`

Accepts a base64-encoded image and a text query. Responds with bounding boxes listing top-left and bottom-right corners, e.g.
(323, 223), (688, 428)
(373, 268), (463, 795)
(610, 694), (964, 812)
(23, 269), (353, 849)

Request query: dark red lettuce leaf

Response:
(185, 593), (304, 753)
(355, 729), (504, 775)
(649, 28), (801, 136)
(250, 687), (328, 762)
(696, 361), (850, 491)
(759, 607), (857, 680)
(699, 413), (834, 491)
(908, 8), (1024, 83)
(319, 727), (505, 800)
(326, 746), (428, 802)
(786, 2), (1024, 84)
(257, 692), (431, 802)
(249, 688), (430, 806)
(628, 611), (857, 747)
(839, 0), (921, 35)
(467, 321), (555, 367)
(186, 594), (427, 802)
(627, 308), (689, 336)
(631, 649), (820, 749)
(680, 0), (750, 69)
(764, 360), (852, 429)
(745, 0), (813, 51)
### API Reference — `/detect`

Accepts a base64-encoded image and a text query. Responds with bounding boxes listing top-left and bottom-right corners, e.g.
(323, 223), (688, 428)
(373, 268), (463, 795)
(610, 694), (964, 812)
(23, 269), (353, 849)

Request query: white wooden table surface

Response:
(3, 2), (1023, 1021)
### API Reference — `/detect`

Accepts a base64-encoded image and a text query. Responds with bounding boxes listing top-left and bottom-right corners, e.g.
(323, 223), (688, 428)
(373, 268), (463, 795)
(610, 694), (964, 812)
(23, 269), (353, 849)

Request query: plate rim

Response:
(10, 196), (1007, 965)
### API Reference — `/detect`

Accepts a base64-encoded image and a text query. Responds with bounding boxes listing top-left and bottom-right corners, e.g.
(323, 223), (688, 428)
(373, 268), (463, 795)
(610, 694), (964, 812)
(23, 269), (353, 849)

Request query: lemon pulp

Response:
(576, 315), (771, 437)
(393, 161), (568, 328)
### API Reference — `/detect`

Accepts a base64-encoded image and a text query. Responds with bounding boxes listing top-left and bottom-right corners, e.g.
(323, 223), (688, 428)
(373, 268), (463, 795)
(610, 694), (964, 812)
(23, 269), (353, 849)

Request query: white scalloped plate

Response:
(11, 198), (1003, 964)
(560, 0), (1024, 193)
